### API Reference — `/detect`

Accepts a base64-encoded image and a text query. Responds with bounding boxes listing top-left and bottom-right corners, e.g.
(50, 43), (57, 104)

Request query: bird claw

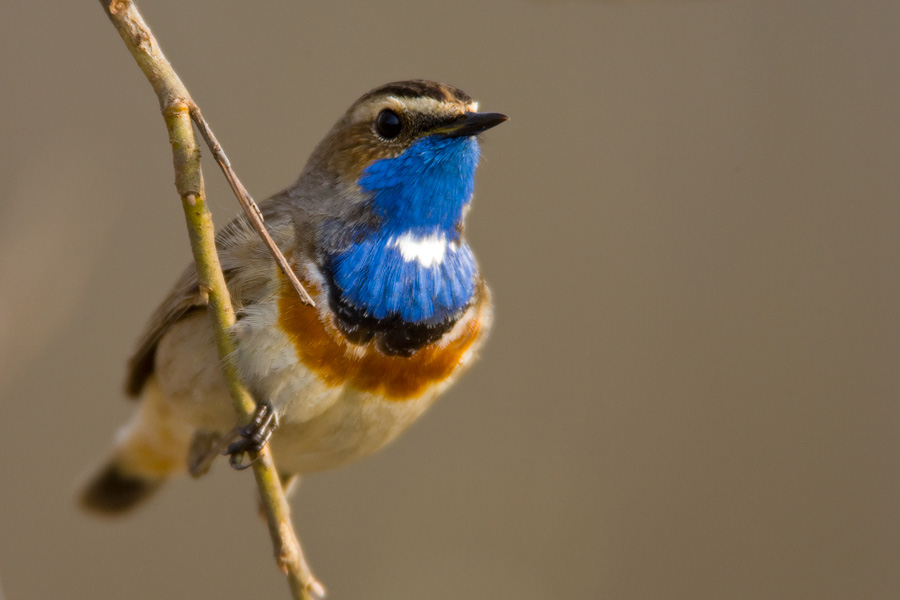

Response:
(224, 402), (277, 470)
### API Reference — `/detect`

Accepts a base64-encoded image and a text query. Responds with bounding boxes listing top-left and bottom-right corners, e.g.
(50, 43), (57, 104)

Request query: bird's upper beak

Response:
(433, 112), (509, 138)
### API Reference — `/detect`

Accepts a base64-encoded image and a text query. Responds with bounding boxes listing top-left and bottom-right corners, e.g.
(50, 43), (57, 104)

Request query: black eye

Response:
(375, 109), (402, 139)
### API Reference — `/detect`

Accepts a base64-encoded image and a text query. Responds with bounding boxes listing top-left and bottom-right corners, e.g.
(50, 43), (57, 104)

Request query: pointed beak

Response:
(433, 112), (509, 138)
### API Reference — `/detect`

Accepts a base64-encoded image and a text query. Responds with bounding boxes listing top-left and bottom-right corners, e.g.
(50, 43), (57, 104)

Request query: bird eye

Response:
(374, 109), (403, 139)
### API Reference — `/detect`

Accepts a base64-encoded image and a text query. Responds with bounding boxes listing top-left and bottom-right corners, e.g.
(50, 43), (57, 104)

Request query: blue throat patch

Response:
(328, 134), (481, 324)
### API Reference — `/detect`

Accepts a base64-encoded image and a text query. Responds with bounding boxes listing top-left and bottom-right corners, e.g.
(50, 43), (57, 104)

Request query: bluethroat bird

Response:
(80, 80), (506, 512)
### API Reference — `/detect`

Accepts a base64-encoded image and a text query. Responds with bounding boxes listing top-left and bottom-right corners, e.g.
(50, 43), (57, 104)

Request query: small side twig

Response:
(189, 107), (315, 307)
(97, 1), (322, 598)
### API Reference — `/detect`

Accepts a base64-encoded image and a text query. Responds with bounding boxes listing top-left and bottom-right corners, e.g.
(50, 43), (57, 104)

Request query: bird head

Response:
(288, 80), (506, 353)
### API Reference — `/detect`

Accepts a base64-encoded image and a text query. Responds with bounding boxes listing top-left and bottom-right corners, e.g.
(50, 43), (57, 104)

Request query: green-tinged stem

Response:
(97, 1), (321, 598)
(164, 103), (251, 411)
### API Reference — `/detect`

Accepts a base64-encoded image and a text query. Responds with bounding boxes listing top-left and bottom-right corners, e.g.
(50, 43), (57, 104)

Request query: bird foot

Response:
(188, 430), (225, 478)
(224, 402), (277, 470)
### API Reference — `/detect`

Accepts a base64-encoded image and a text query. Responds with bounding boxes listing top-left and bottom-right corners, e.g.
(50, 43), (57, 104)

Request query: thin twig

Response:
(190, 107), (315, 307)
(97, 1), (323, 598)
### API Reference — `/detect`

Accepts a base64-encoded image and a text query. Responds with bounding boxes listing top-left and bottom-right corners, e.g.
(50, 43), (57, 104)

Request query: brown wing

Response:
(124, 198), (296, 397)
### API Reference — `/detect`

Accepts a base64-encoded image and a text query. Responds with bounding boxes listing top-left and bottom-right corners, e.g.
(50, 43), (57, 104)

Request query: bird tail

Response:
(80, 460), (164, 514)
(80, 378), (192, 515)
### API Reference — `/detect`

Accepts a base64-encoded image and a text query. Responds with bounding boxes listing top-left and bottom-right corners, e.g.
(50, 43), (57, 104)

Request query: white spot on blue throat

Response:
(327, 135), (481, 323)
(390, 232), (452, 268)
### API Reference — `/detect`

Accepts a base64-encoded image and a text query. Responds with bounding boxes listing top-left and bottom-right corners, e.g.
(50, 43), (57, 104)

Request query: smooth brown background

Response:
(1, 1), (899, 599)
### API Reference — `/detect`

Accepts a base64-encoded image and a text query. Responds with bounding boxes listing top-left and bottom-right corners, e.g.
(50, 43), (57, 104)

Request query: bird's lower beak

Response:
(433, 112), (509, 138)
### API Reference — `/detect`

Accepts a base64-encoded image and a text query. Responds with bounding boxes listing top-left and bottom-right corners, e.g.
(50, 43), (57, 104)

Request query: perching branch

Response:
(97, 1), (322, 598)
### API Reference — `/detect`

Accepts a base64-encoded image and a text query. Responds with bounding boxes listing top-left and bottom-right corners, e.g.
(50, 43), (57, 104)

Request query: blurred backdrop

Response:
(1, 1), (899, 599)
